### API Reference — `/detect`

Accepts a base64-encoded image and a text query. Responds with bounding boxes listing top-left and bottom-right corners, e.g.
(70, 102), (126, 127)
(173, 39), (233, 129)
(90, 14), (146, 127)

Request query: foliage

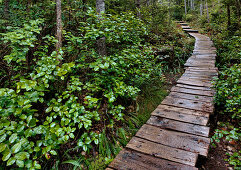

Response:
(0, 0), (195, 169)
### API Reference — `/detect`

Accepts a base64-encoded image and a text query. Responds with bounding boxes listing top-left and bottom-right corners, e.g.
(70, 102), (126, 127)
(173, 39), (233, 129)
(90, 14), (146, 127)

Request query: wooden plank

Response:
(184, 70), (218, 76)
(186, 58), (216, 64)
(180, 23), (189, 26)
(161, 96), (214, 113)
(185, 67), (218, 69)
(182, 73), (217, 80)
(175, 84), (213, 91)
(136, 124), (210, 156)
(177, 78), (213, 88)
(147, 116), (210, 137)
(106, 168), (114, 170)
(171, 86), (214, 97)
(126, 137), (198, 166)
(169, 92), (214, 103)
(184, 29), (199, 33)
(108, 149), (198, 170)
(185, 63), (215, 68)
(157, 104), (210, 117)
(181, 26), (191, 29)
(151, 107), (208, 125)
(179, 77), (213, 83)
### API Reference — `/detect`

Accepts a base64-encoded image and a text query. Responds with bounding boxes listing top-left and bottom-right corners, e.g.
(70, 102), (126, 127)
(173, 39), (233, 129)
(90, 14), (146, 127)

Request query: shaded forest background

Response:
(0, 0), (240, 169)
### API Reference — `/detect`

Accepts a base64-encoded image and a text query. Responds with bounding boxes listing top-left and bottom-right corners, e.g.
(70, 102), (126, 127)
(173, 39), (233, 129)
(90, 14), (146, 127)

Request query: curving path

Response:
(107, 21), (218, 170)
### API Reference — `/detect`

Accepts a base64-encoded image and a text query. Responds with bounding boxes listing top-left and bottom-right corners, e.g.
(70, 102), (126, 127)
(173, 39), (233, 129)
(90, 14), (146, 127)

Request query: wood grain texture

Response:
(126, 137), (198, 166)
(161, 96), (214, 113)
(136, 124), (210, 156)
(108, 149), (198, 170)
(147, 116), (210, 137)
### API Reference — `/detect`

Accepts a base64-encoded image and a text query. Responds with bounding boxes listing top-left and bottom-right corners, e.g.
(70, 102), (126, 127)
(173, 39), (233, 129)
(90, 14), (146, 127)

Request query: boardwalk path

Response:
(107, 22), (218, 170)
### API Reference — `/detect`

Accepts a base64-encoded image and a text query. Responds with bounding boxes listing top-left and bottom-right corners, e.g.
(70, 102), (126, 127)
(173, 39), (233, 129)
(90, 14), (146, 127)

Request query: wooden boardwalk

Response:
(107, 21), (218, 170)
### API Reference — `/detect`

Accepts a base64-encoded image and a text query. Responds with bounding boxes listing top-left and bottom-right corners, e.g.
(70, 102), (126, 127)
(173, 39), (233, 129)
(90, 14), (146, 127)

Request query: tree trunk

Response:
(56, 0), (62, 51)
(136, 0), (141, 19)
(227, 3), (231, 29)
(168, 0), (171, 25)
(96, 0), (107, 56)
(184, 0), (187, 15)
(27, 0), (31, 13)
(206, 0), (210, 23)
(4, 0), (9, 20)
(235, 0), (240, 28)
(200, 1), (203, 16)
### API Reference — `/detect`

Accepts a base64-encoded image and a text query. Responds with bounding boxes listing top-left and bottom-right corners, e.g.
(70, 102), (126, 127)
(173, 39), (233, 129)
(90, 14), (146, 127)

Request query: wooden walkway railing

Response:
(107, 21), (218, 170)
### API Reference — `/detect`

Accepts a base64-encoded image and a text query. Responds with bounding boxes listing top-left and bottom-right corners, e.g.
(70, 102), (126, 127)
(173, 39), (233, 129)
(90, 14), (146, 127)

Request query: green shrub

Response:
(0, 9), (165, 168)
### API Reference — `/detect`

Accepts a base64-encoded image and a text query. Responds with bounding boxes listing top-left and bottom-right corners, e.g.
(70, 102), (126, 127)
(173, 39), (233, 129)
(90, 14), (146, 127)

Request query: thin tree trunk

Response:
(227, 3), (231, 29)
(184, 0), (187, 15)
(56, 0), (62, 51)
(136, 0), (141, 19)
(96, 0), (107, 56)
(200, 1), (203, 16)
(206, 0), (210, 23)
(168, 0), (171, 25)
(235, 0), (240, 28)
(27, 0), (31, 13)
(4, 0), (9, 20)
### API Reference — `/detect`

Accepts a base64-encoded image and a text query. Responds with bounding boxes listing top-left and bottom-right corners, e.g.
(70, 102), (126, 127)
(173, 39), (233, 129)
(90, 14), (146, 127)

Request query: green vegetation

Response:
(0, 0), (194, 169)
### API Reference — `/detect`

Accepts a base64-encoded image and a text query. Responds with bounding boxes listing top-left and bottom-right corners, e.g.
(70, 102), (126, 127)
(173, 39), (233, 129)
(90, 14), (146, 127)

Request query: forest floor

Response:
(198, 113), (235, 170)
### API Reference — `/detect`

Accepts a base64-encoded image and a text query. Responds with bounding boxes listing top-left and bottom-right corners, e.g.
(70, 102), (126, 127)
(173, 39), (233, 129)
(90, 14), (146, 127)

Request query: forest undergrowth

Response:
(0, 1), (195, 169)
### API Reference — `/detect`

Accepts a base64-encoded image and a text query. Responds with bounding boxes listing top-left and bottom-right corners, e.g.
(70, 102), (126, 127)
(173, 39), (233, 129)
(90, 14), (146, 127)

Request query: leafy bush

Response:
(0, 9), (165, 168)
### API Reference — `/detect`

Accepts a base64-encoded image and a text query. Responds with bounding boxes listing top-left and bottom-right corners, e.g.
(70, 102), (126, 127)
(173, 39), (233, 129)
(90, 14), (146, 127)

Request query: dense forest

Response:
(0, 0), (240, 169)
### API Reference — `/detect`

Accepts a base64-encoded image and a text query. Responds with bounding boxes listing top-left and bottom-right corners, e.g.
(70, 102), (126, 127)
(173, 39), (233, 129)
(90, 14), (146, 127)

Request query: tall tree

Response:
(235, 0), (240, 28)
(96, 0), (107, 56)
(205, 0), (210, 23)
(184, 0), (187, 15)
(4, 0), (9, 20)
(136, 0), (141, 19)
(56, 0), (62, 51)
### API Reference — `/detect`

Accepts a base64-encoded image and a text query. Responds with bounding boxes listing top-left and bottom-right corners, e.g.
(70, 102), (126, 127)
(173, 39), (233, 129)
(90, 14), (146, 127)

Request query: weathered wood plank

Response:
(182, 72), (217, 78)
(180, 23), (189, 26)
(147, 116), (210, 137)
(184, 70), (218, 76)
(177, 78), (213, 88)
(171, 86), (214, 97)
(169, 92), (213, 103)
(126, 137), (198, 166)
(161, 96), (214, 113)
(108, 149), (198, 170)
(184, 29), (199, 33)
(181, 26), (191, 29)
(151, 107), (208, 125)
(136, 124), (210, 156)
(175, 84), (213, 91)
(157, 104), (210, 117)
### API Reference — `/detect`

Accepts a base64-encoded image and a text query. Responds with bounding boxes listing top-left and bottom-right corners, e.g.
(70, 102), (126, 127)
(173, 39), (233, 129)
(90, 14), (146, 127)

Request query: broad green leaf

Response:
(2, 150), (11, 161)
(0, 143), (6, 152)
(15, 152), (29, 160)
(7, 157), (16, 166)
(0, 134), (7, 143)
(46, 107), (52, 113)
(16, 160), (24, 167)
(50, 150), (57, 155)
(9, 133), (18, 143)
(12, 142), (21, 153)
